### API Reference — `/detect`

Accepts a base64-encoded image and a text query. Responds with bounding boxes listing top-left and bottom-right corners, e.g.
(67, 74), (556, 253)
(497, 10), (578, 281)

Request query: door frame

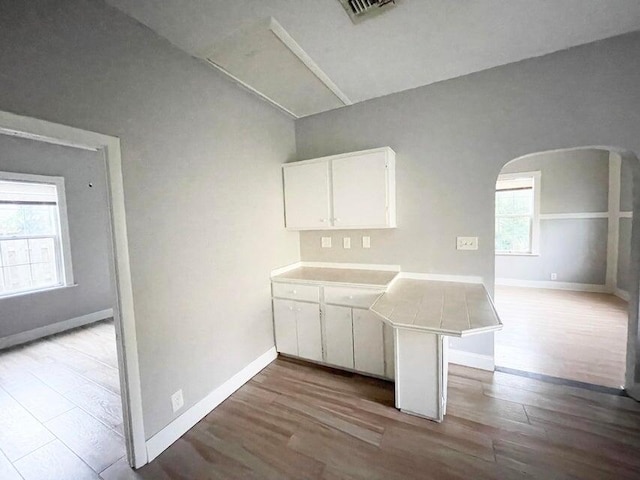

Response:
(0, 110), (147, 467)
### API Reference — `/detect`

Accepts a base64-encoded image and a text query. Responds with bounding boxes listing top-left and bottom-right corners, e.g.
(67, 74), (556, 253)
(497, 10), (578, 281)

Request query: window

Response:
(495, 171), (540, 255)
(0, 172), (73, 297)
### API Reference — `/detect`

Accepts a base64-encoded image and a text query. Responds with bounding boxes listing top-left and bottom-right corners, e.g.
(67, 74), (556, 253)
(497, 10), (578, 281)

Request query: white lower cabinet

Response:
(296, 301), (323, 362)
(273, 299), (298, 356)
(323, 305), (354, 369)
(273, 299), (322, 362)
(353, 309), (385, 377)
(273, 282), (394, 380)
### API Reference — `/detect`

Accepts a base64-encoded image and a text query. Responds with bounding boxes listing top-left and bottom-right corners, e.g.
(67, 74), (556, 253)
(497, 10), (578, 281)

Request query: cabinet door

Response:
(331, 151), (388, 228)
(353, 309), (385, 377)
(296, 302), (323, 362)
(323, 305), (354, 369)
(273, 299), (297, 356)
(283, 161), (331, 230)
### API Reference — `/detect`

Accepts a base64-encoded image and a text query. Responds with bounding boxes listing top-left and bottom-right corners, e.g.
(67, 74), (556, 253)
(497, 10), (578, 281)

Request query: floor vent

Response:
(338, 0), (397, 23)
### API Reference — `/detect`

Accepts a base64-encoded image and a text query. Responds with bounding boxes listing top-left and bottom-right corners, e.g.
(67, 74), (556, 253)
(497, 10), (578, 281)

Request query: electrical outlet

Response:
(343, 237), (351, 249)
(171, 389), (184, 413)
(362, 236), (371, 248)
(321, 237), (332, 248)
(456, 236), (478, 251)
(550, 273), (557, 280)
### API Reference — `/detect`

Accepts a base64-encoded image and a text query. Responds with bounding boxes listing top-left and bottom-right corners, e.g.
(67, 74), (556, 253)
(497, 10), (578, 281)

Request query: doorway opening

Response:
(0, 134), (130, 477)
(0, 110), (146, 472)
(493, 148), (634, 389)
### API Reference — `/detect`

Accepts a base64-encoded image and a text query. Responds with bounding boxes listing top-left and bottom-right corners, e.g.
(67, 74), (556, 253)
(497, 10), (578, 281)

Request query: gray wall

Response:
(500, 149), (609, 213)
(296, 32), (640, 357)
(495, 149), (609, 284)
(496, 218), (608, 284)
(0, 0), (299, 438)
(0, 135), (112, 337)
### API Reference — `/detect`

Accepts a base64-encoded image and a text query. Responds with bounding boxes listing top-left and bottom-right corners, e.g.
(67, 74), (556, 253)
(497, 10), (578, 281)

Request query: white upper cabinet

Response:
(282, 147), (396, 230)
(282, 161), (331, 229)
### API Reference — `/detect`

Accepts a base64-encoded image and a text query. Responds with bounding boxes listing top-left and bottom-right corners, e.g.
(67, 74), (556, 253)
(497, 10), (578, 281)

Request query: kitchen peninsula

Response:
(271, 265), (503, 422)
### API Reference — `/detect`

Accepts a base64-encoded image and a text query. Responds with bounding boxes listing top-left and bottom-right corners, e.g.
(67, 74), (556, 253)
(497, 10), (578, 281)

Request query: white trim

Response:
(399, 272), (483, 284)
(448, 350), (495, 371)
(205, 60), (298, 119)
(0, 308), (113, 350)
(0, 283), (77, 300)
(539, 212), (609, 220)
(615, 288), (630, 301)
(270, 262), (303, 277)
(495, 277), (609, 293)
(607, 153), (622, 290)
(620, 211), (633, 218)
(300, 261), (401, 272)
(268, 18), (352, 107)
(145, 347), (277, 462)
(0, 110), (146, 467)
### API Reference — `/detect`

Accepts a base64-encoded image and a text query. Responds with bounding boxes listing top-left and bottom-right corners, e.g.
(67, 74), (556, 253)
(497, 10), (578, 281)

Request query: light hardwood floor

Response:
(494, 286), (628, 388)
(0, 319), (125, 479)
(102, 356), (640, 480)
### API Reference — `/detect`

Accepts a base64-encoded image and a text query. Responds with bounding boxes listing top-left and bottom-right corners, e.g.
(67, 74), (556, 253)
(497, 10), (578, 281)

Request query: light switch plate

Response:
(343, 237), (351, 249)
(456, 236), (478, 250)
(321, 237), (332, 248)
(362, 236), (371, 248)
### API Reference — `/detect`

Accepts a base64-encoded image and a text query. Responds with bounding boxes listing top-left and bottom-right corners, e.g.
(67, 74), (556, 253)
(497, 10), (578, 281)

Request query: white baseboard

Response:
(448, 349), (495, 371)
(615, 288), (630, 301)
(0, 308), (114, 350)
(495, 278), (609, 293)
(400, 272), (483, 284)
(145, 346), (277, 462)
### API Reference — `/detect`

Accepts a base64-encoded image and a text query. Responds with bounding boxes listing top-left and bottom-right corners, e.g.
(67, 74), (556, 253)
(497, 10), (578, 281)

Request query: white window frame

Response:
(495, 170), (541, 256)
(0, 170), (74, 297)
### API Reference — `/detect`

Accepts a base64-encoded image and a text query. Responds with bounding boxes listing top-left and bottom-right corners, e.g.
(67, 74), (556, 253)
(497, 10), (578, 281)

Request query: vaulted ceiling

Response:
(107, 0), (640, 117)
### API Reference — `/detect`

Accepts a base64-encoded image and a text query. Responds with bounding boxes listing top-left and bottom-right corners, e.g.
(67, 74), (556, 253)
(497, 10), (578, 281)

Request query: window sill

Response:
(0, 284), (78, 300)
(495, 252), (540, 257)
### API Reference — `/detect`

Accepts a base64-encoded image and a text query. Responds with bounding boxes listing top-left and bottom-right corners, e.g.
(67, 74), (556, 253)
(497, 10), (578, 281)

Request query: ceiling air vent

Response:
(338, 0), (397, 23)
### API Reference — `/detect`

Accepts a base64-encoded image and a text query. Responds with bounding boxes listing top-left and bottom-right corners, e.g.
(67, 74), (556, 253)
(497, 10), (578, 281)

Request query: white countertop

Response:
(271, 267), (398, 288)
(370, 279), (502, 337)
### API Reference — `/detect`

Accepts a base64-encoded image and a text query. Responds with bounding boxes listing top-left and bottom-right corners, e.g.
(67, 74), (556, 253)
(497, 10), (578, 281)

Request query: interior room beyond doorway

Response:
(493, 148), (632, 389)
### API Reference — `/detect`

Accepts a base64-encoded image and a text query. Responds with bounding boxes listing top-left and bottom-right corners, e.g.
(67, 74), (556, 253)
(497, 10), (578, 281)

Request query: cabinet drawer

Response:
(272, 282), (319, 302)
(324, 286), (383, 308)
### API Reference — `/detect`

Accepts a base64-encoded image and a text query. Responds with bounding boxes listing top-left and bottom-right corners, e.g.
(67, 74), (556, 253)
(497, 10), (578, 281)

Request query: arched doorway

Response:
(492, 147), (639, 395)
